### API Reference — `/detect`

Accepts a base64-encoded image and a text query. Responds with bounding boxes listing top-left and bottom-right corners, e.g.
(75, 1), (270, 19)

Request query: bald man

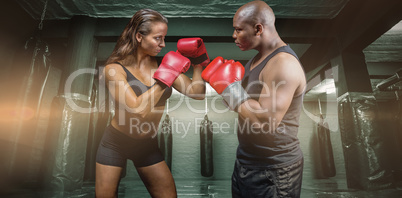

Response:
(230, 1), (306, 197)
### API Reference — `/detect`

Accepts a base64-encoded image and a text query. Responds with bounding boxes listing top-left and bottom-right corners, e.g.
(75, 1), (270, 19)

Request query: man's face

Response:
(232, 13), (255, 51)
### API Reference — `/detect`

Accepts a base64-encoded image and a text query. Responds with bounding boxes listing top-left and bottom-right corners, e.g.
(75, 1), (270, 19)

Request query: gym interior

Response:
(0, 0), (401, 197)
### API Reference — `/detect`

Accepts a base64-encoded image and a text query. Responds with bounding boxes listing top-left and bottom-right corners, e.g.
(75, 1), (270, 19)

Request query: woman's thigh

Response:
(95, 163), (123, 198)
(136, 161), (177, 198)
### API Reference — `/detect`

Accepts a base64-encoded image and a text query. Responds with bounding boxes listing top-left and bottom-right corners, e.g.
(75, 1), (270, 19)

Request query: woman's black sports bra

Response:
(115, 62), (172, 107)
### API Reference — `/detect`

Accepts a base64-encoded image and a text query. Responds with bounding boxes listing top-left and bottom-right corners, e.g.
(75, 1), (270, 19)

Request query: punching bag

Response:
(396, 91), (402, 178)
(399, 91), (402, 149)
(200, 114), (214, 177)
(41, 15), (98, 191)
(159, 113), (173, 170)
(8, 32), (52, 184)
(84, 76), (114, 181)
(317, 114), (336, 177)
(200, 96), (214, 177)
(338, 92), (393, 190)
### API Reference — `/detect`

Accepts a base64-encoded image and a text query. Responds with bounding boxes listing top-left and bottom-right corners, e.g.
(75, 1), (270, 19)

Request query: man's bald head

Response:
(234, 0), (275, 27)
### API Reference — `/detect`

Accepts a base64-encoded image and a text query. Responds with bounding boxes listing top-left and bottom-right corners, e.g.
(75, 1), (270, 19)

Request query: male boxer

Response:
(202, 1), (306, 197)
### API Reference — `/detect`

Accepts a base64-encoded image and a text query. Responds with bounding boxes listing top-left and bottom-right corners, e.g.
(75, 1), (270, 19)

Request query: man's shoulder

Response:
(260, 52), (305, 86)
(263, 53), (301, 73)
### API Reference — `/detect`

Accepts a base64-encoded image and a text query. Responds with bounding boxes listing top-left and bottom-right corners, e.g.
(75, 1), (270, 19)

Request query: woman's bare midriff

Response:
(110, 105), (165, 139)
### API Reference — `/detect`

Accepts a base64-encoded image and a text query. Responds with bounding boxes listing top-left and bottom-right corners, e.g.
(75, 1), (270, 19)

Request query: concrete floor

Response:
(3, 178), (402, 198)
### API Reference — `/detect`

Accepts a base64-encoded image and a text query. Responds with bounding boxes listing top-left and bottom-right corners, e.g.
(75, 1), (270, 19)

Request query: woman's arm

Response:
(172, 64), (206, 100)
(104, 63), (166, 118)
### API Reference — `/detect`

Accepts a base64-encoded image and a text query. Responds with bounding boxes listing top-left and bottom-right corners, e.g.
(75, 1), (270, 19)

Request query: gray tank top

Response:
(237, 45), (304, 168)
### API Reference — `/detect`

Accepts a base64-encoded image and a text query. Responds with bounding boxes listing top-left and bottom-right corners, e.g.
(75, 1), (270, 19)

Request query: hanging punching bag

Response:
(317, 114), (336, 177)
(200, 114), (213, 177)
(397, 92), (402, 171)
(8, 32), (52, 184)
(159, 114), (173, 170)
(84, 81), (99, 181)
(84, 77), (114, 181)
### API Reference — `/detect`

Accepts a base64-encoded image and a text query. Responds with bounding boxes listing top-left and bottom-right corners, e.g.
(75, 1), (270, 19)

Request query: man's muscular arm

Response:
(237, 54), (305, 130)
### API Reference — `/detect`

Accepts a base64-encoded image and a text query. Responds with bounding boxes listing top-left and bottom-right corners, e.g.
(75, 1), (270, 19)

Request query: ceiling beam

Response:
(300, 0), (402, 74)
(42, 17), (334, 41)
(299, 38), (338, 74)
(333, 0), (402, 51)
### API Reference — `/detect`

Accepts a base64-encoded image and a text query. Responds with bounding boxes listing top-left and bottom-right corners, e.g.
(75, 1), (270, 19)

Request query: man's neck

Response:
(258, 36), (286, 57)
(250, 36), (285, 69)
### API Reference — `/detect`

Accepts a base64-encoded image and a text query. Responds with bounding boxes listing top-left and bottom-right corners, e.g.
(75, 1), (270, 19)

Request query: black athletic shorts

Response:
(232, 158), (303, 198)
(96, 125), (164, 167)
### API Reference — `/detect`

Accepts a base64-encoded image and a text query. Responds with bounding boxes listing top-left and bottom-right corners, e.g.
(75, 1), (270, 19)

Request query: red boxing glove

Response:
(208, 61), (245, 94)
(177, 37), (210, 66)
(203, 59), (249, 111)
(201, 56), (234, 82)
(153, 51), (191, 87)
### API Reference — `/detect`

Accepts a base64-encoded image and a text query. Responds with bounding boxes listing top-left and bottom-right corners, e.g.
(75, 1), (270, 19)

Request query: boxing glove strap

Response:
(188, 53), (208, 65)
(221, 81), (250, 111)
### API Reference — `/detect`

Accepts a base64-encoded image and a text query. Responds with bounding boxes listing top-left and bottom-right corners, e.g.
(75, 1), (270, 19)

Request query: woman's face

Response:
(137, 22), (167, 56)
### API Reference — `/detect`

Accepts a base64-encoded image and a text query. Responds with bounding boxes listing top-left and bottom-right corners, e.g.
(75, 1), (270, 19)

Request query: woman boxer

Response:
(95, 9), (207, 198)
